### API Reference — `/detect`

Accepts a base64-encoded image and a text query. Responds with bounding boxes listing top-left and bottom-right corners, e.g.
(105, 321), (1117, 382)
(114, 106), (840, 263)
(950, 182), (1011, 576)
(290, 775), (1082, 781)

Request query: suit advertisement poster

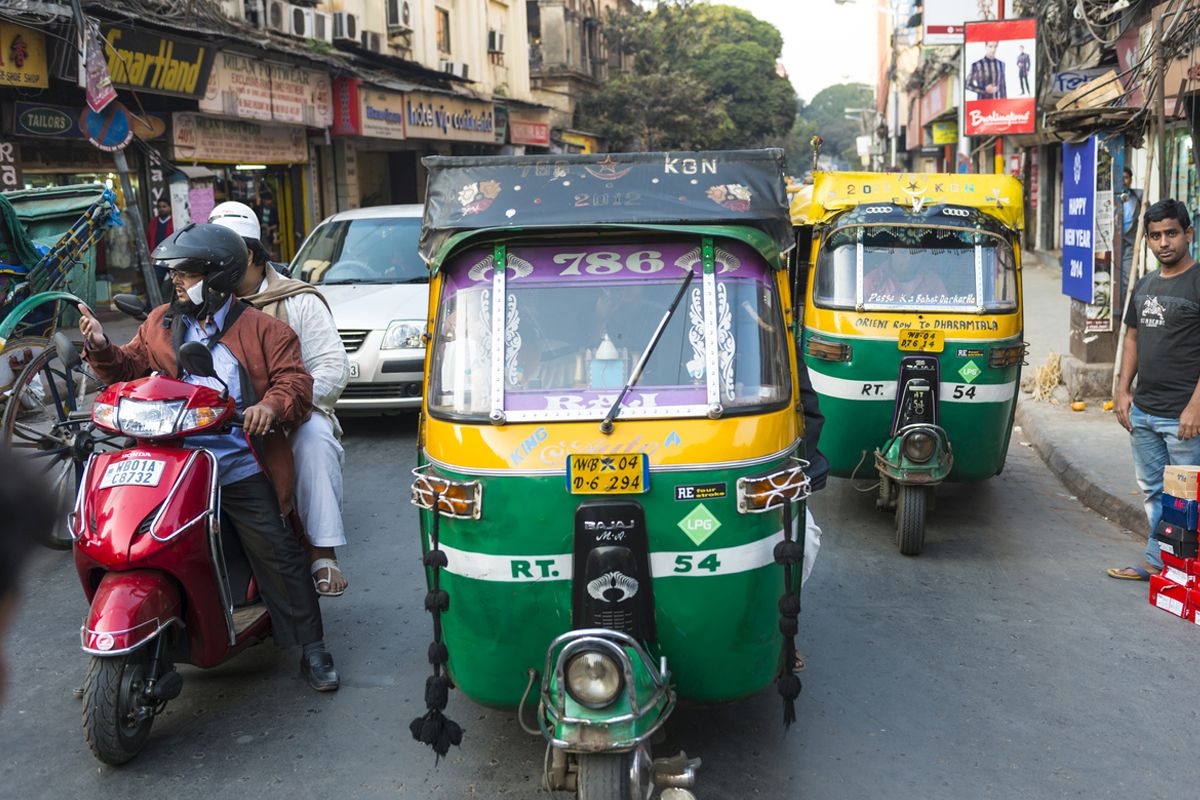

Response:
(963, 18), (1037, 136)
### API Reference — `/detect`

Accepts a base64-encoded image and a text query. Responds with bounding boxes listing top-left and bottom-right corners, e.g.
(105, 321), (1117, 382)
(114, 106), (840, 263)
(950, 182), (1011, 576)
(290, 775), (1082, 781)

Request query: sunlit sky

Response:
(703, 0), (881, 102)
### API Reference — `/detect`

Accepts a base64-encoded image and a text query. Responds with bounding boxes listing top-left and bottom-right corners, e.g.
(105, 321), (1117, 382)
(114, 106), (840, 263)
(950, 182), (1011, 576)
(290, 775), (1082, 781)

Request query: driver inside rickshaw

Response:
(861, 246), (949, 305)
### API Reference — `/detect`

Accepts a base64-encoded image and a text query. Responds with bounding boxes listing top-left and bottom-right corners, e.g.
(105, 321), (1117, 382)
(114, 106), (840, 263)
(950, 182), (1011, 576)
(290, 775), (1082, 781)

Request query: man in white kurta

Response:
(210, 202), (352, 596)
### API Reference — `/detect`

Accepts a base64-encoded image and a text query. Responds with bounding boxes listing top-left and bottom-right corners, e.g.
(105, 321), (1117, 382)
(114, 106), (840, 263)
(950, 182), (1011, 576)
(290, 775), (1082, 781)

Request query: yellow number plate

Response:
(897, 330), (944, 353)
(567, 453), (649, 495)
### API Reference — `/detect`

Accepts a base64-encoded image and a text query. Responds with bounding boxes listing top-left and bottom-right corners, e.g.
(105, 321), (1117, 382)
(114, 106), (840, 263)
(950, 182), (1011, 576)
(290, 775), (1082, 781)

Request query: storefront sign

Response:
(509, 113), (550, 147)
(494, 106), (508, 145)
(200, 53), (332, 128)
(331, 77), (361, 136)
(920, 75), (956, 124)
(0, 140), (22, 191)
(559, 131), (599, 154)
(963, 18), (1037, 136)
(145, 146), (170, 211)
(361, 87), (407, 140)
(1050, 69), (1109, 96)
(931, 120), (958, 145)
(1062, 137), (1097, 303)
(101, 24), (214, 99)
(172, 113), (307, 164)
(269, 63), (332, 128)
(924, 0), (1000, 45)
(0, 22), (49, 88)
(405, 91), (494, 143)
(13, 101), (167, 142)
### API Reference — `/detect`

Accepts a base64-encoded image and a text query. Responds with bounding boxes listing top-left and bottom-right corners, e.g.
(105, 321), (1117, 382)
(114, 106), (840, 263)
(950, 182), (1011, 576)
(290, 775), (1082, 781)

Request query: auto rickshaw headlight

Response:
(565, 651), (624, 708)
(988, 343), (1027, 368)
(736, 462), (811, 513)
(410, 470), (483, 519)
(902, 430), (937, 463)
(804, 337), (852, 362)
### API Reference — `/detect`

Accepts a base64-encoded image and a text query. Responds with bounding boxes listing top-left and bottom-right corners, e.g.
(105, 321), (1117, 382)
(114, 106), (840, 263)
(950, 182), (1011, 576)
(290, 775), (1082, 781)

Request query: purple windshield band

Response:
(441, 240), (771, 293)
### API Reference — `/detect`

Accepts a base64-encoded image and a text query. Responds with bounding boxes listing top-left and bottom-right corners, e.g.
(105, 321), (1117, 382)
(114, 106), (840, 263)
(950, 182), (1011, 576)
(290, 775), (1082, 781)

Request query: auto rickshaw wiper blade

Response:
(599, 269), (695, 435)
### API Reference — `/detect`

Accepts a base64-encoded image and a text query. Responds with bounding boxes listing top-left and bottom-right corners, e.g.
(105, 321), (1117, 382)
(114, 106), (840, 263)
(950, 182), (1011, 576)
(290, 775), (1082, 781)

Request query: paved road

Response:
(3, 413), (1198, 799)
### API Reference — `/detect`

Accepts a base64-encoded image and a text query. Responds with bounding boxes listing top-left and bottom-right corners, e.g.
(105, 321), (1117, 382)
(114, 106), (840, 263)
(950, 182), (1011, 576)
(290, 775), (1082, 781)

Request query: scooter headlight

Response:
(902, 430), (937, 463)
(565, 650), (624, 708)
(116, 399), (185, 438)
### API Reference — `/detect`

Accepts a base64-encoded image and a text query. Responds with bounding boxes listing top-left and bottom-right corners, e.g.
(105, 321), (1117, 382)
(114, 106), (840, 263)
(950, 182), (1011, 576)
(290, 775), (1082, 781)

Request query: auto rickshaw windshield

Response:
(814, 224), (1017, 313)
(427, 239), (792, 422)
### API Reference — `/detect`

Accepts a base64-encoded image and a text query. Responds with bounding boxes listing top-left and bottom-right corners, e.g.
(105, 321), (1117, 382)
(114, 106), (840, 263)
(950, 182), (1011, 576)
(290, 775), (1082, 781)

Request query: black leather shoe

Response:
(300, 648), (340, 692)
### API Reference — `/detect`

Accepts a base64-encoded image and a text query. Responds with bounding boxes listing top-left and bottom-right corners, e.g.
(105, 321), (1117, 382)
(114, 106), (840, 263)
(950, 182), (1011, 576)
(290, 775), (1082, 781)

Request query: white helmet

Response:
(208, 201), (261, 242)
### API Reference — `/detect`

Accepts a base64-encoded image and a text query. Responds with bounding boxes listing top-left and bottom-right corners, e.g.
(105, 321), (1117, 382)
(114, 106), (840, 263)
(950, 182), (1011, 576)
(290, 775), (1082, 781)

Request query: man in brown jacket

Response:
(77, 224), (339, 691)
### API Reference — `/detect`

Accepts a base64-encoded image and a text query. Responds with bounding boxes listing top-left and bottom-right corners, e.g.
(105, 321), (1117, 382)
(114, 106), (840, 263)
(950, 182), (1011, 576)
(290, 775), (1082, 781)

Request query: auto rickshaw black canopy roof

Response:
(419, 149), (791, 266)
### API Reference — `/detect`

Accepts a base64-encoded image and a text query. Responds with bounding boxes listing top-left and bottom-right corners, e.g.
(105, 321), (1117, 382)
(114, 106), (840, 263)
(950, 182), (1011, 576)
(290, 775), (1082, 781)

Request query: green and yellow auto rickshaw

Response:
(797, 171), (1025, 555)
(407, 150), (815, 798)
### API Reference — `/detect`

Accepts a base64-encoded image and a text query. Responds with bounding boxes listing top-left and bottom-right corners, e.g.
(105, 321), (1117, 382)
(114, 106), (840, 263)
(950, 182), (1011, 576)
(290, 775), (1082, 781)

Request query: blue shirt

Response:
(181, 298), (261, 486)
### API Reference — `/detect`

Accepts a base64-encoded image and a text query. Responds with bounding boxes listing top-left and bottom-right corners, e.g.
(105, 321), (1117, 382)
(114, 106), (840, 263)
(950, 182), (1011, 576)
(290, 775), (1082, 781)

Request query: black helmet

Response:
(152, 223), (248, 295)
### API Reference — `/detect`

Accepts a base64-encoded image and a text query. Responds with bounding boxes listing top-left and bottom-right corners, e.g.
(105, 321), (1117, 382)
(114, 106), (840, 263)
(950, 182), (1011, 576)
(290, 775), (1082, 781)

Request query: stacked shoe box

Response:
(1151, 466), (1200, 622)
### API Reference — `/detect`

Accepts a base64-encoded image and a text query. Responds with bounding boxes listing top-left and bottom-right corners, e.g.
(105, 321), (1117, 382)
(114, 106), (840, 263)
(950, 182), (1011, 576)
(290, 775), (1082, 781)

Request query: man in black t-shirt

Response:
(1109, 199), (1200, 580)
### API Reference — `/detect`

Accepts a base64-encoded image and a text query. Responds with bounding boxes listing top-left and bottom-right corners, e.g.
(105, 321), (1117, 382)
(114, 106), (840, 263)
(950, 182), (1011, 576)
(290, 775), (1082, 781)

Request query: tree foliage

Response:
(578, 1), (797, 151)
(780, 83), (876, 170)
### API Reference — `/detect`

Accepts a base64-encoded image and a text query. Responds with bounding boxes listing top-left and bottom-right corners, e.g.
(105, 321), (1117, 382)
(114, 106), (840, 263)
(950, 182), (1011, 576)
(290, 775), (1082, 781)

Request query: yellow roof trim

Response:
(806, 171), (1024, 230)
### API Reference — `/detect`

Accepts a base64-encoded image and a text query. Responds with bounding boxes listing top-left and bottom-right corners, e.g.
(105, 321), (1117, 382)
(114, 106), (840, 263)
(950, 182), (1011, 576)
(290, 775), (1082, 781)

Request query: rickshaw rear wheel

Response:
(576, 752), (635, 800)
(895, 485), (929, 556)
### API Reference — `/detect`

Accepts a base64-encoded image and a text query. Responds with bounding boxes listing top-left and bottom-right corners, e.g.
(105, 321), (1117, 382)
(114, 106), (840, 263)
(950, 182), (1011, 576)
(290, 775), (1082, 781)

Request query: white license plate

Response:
(349, 362), (360, 379)
(99, 458), (166, 489)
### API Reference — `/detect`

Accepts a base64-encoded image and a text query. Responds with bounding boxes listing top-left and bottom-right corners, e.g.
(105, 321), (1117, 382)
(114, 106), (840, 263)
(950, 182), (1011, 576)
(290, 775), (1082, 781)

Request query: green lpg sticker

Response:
(958, 360), (982, 383)
(678, 503), (722, 546)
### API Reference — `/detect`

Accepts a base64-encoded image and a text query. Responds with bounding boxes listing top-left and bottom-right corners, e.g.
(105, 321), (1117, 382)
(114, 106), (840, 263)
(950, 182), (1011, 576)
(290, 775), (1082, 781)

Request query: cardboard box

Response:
(1161, 552), (1200, 587)
(1163, 465), (1200, 500)
(1155, 521), (1200, 559)
(1162, 495), (1200, 530)
(1150, 574), (1190, 618)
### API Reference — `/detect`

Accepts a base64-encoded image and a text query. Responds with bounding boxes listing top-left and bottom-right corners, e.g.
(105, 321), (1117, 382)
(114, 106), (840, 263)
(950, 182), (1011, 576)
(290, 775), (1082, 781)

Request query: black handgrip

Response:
(230, 412), (244, 427)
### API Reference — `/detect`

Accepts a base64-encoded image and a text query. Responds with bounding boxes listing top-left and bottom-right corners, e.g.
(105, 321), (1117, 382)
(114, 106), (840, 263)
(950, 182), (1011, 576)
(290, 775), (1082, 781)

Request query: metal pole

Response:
(112, 148), (164, 306)
(1155, 12), (1167, 194)
(957, 46), (969, 173)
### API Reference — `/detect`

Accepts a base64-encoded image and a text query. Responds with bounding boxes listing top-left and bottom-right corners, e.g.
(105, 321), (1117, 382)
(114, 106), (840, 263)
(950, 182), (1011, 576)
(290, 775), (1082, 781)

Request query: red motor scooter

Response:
(65, 336), (272, 765)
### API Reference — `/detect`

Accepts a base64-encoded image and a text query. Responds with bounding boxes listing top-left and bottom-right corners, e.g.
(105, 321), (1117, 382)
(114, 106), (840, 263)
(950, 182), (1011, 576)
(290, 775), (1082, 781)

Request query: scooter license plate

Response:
(567, 453), (649, 495)
(99, 458), (167, 489)
(897, 330), (944, 353)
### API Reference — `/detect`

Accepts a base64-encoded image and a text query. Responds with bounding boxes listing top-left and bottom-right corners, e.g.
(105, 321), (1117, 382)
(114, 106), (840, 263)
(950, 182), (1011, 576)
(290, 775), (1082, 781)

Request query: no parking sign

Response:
(83, 102), (133, 152)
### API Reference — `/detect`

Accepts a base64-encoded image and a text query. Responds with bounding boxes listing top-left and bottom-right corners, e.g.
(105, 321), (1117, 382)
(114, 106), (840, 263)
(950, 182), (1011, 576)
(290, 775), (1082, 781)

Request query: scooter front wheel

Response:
(82, 651), (155, 765)
(577, 752), (636, 800)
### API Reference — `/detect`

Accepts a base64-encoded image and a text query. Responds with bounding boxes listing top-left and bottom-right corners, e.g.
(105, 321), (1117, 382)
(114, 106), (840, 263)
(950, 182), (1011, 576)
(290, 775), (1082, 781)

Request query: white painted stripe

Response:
(432, 530), (784, 583)
(808, 370), (1015, 404)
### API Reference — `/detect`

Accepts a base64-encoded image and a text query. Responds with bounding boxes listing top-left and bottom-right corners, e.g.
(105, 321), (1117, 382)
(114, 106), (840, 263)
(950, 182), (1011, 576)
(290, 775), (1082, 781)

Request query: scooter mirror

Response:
(52, 330), (82, 370)
(178, 341), (218, 379)
(113, 293), (149, 321)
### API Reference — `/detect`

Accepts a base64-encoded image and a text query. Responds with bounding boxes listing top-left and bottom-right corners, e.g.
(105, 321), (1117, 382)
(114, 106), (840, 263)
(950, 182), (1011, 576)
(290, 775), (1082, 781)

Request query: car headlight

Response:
(381, 320), (424, 350)
(902, 430), (936, 463)
(565, 650), (624, 708)
(116, 398), (185, 438)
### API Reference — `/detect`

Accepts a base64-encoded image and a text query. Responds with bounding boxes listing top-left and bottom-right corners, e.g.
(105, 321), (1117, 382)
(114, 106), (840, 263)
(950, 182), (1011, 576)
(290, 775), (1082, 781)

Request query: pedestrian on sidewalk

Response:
(1120, 167), (1143, 302)
(1109, 199), (1200, 581)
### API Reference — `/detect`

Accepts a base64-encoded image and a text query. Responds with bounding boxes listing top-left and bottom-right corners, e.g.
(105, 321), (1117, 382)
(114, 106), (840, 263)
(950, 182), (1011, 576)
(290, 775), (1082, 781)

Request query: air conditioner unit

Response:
(361, 30), (384, 53)
(312, 11), (332, 43)
(487, 30), (505, 53)
(332, 11), (359, 42)
(440, 60), (469, 80)
(266, 0), (291, 34)
(290, 6), (314, 38)
(387, 0), (414, 32)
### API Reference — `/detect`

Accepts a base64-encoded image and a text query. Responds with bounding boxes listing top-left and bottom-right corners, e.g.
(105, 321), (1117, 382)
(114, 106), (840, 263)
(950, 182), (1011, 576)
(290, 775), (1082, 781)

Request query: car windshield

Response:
(293, 216), (425, 284)
(428, 240), (791, 422)
(814, 224), (1017, 312)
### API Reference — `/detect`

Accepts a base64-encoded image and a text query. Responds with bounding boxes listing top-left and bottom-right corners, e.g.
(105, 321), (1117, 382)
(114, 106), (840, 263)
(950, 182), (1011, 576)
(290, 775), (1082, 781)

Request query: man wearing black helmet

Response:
(76, 223), (340, 691)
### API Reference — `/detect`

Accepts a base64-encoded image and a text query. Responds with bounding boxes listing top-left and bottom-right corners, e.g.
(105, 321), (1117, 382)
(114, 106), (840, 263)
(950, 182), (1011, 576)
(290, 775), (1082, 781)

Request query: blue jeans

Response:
(1130, 404), (1200, 568)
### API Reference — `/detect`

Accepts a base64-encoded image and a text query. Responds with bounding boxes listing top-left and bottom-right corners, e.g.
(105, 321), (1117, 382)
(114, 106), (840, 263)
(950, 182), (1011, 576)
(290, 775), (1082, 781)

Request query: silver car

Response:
(291, 205), (427, 413)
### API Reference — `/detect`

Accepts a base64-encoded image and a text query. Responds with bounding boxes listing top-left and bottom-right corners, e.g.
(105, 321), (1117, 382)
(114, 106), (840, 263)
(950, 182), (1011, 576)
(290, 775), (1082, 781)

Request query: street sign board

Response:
(924, 0), (1000, 45)
(1062, 137), (1097, 303)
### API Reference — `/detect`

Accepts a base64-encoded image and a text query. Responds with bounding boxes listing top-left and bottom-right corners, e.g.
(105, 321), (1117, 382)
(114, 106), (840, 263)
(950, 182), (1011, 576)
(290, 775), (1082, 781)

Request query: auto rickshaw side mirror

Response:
(52, 330), (82, 369)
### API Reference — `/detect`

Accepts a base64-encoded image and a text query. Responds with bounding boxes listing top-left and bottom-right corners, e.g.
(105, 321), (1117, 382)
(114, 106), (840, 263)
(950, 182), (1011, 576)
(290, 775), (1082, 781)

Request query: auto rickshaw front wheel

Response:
(895, 485), (930, 556)
(577, 752), (635, 800)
